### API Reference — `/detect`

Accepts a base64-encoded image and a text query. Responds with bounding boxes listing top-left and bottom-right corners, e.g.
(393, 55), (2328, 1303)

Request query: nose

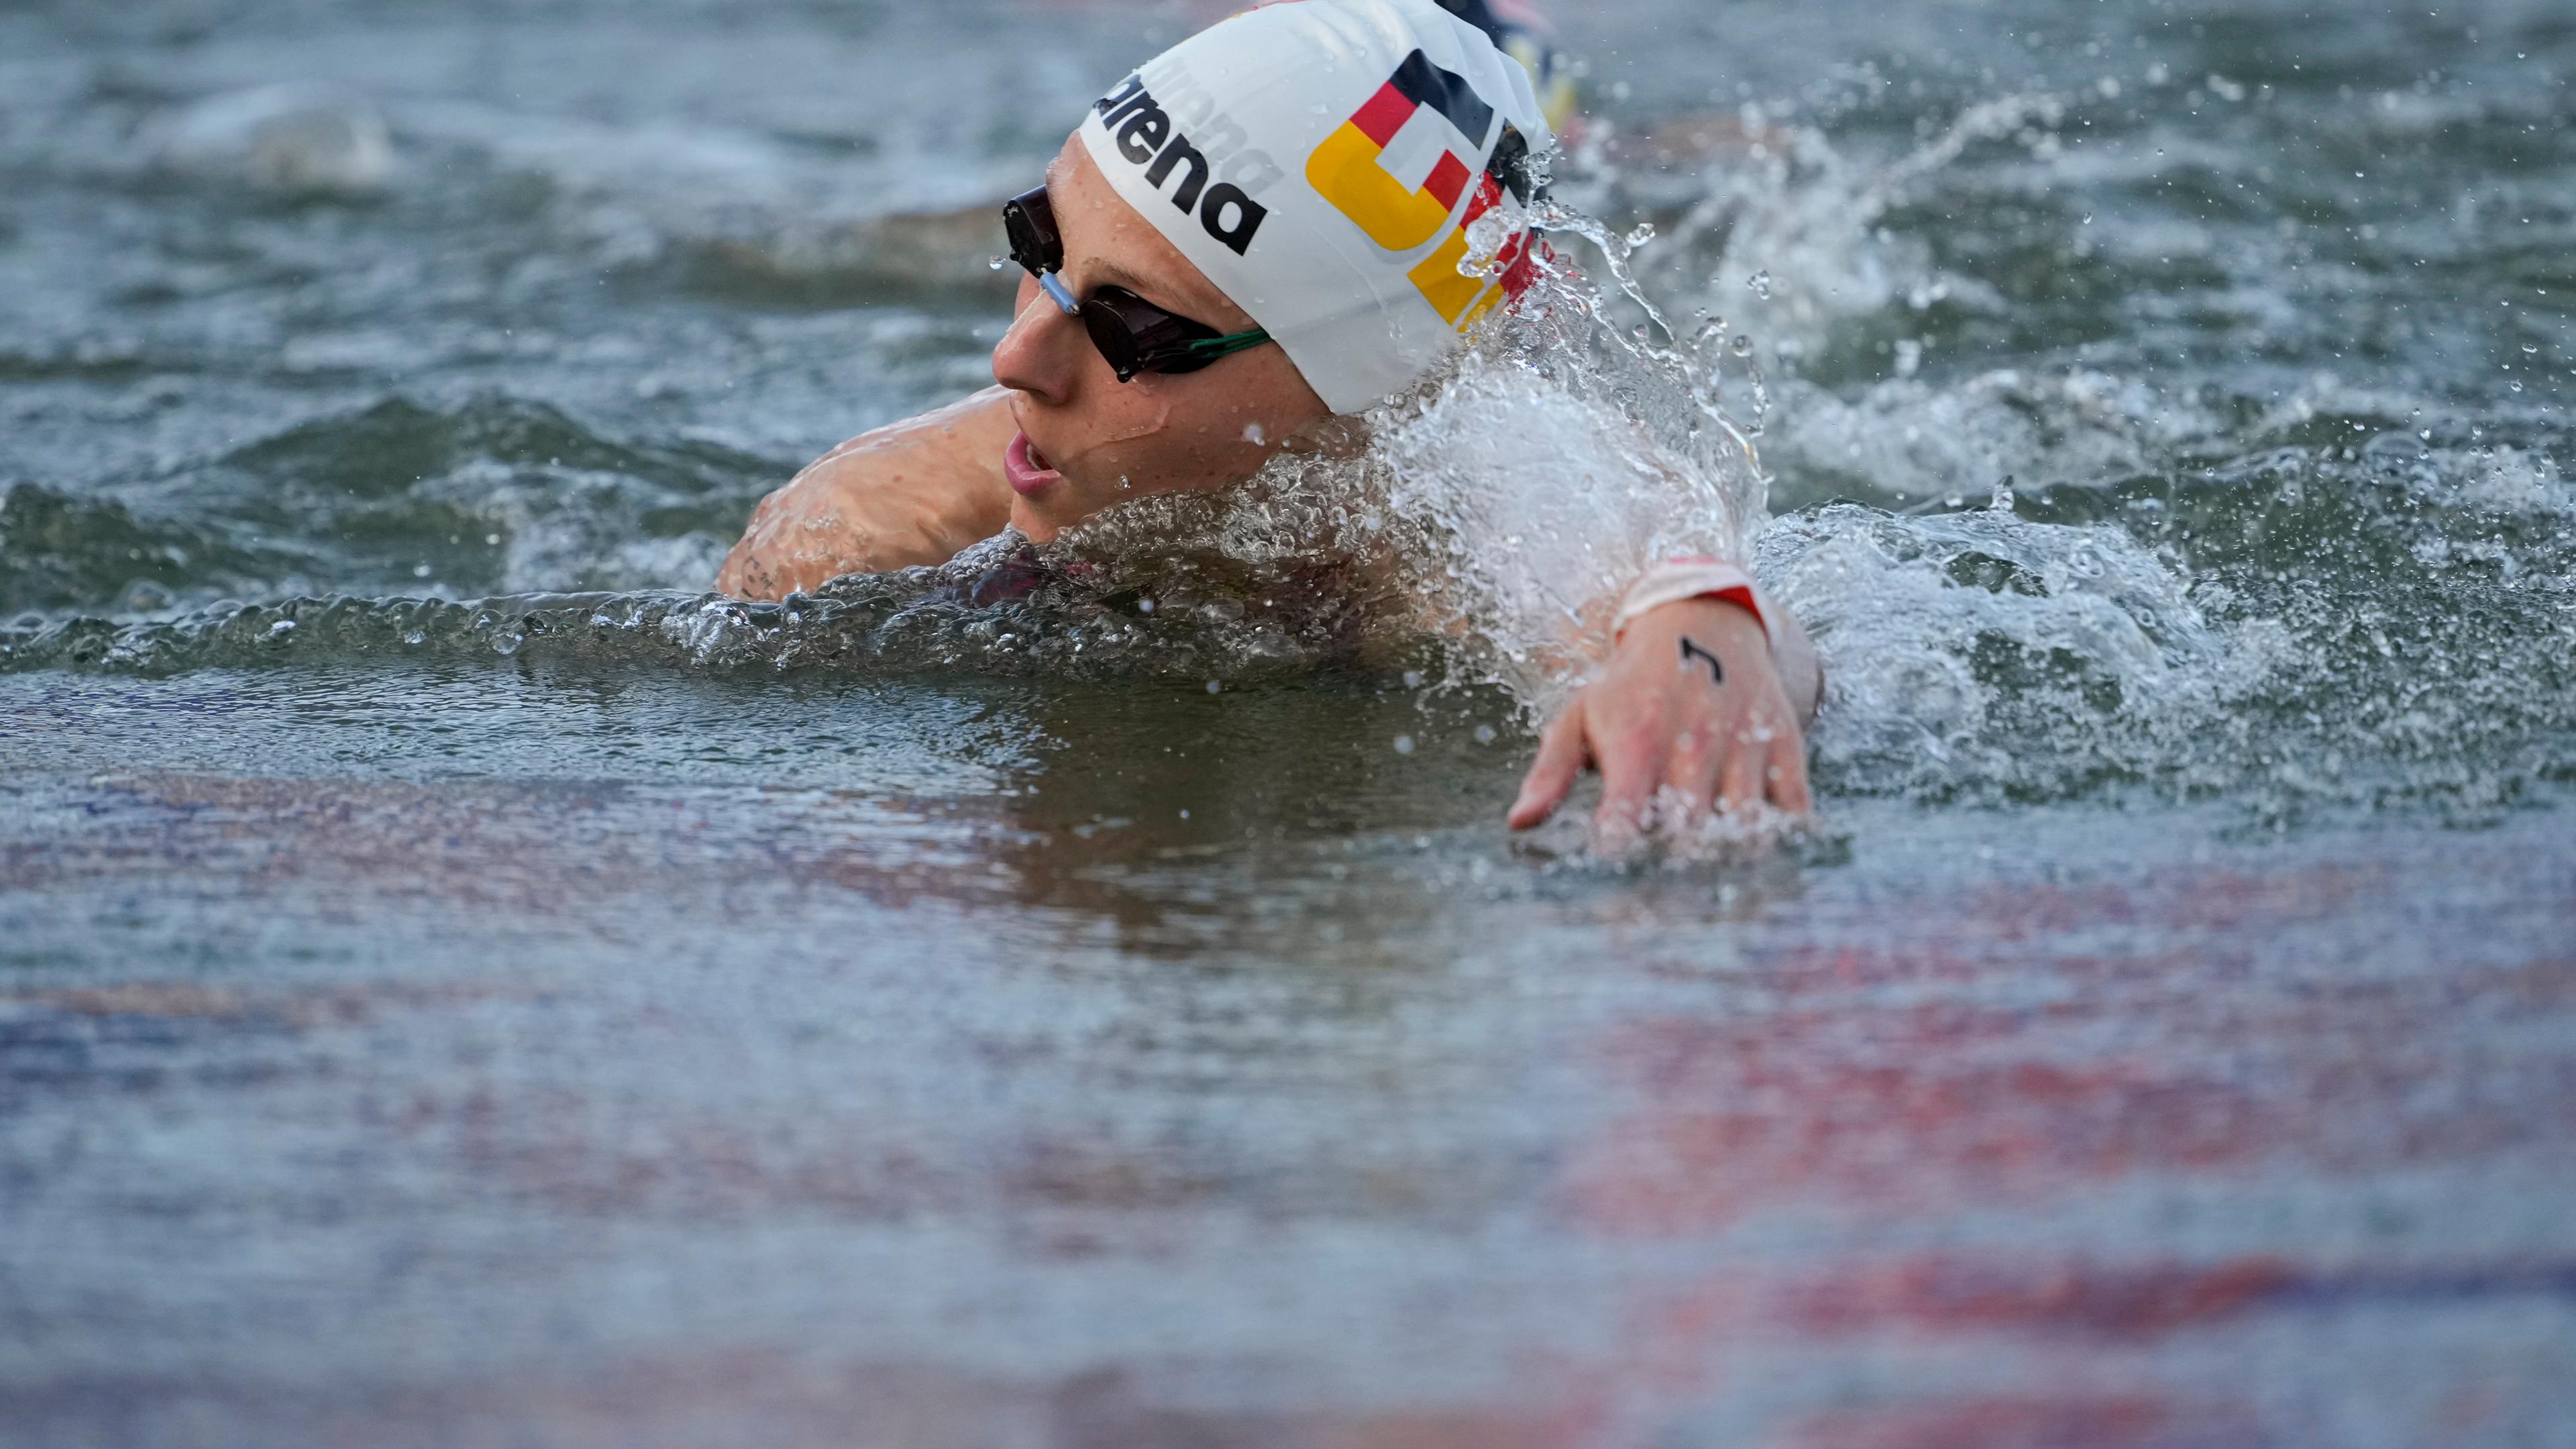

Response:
(992, 274), (1084, 407)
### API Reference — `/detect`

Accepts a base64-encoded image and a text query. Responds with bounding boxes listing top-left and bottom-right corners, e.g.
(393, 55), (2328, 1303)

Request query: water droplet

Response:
(2524, 344), (2540, 354)
(1746, 270), (1772, 299)
(1731, 335), (1753, 357)
(1205, 680), (1222, 694)
(987, 255), (1008, 272)
(1393, 735), (1415, 756)
(1624, 221), (1656, 248)
(1401, 669), (1424, 688)
(1472, 724), (1497, 745)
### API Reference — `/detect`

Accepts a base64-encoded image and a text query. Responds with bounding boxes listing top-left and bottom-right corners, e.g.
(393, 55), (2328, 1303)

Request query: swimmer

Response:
(718, 0), (1821, 842)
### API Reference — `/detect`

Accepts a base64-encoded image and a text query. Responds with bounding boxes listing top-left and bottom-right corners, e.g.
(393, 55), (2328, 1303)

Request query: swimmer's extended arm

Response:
(1509, 593), (1821, 843)
(716, 388), (1020, 599)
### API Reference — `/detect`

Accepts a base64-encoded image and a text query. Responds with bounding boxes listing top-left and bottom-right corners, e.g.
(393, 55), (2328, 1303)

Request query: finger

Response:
(1664, 722), (1724, 826)
(1509, 702), (1591, 830)
(1717, 739), (1762, 816)
(1592, 725), (1663, 850)
(1765, 729), (1815, 816)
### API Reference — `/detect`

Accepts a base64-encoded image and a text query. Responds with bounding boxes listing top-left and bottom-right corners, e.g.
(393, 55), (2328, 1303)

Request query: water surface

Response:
(5, 0), (2573, 1443)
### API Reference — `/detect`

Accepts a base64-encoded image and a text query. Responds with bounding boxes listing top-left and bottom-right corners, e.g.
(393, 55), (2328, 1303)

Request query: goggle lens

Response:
(1000, 185), (1271, 383)
(1001, 186), (1061, 276)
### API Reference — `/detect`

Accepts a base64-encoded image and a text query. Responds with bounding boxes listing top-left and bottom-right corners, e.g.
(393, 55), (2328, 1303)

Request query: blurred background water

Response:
(3, 1), (2573, 1444)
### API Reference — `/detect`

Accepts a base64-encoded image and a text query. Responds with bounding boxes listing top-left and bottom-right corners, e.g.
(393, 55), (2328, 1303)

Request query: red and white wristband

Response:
(1611, 557), (1772, 646)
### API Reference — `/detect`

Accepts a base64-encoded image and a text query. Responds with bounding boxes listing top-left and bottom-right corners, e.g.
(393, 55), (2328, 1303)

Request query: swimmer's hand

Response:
(717, 388), (1018, 600)
(1508, 598), (1819, 845)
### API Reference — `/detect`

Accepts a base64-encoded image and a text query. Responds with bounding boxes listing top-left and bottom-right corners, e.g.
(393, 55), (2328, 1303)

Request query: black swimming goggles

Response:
(1002, 185), (1272, 382)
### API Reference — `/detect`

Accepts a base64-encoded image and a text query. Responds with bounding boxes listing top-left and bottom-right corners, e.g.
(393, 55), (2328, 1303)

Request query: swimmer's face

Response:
(991, 136), (1330, 541)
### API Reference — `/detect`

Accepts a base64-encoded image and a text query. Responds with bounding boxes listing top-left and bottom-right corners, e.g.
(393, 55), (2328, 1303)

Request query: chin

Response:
(1010, 488), (1089, 542)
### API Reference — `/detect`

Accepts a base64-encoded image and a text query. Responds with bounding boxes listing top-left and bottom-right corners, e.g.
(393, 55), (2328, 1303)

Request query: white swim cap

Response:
(1076, 0), (1554, 415)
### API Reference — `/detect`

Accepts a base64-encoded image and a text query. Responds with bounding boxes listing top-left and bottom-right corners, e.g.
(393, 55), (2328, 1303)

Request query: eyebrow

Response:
(1081, 254), (1161, 299)
(1075, 250), (1246, 331)
(1047, 186), (1234, 321)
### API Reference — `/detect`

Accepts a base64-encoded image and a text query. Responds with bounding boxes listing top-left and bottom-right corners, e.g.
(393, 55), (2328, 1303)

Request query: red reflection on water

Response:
(1566, 1008), (2263, 1234)
(1778, 1254), (2296, 1338)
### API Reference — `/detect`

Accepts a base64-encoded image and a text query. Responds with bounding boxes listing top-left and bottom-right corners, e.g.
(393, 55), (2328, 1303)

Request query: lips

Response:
(1003, 431), (1063, 498)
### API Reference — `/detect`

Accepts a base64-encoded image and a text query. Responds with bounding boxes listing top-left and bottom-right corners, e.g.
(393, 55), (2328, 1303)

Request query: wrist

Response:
(1619, 594), (1766, 653)
(1612, 558), (1770, 647)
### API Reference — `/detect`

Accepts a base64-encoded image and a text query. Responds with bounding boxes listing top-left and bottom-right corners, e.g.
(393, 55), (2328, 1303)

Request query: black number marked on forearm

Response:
(1679, 635), (1725, 685)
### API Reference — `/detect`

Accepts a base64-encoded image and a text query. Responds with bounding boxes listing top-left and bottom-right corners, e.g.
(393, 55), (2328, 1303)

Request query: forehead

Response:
(1045, 136), (1255, 331)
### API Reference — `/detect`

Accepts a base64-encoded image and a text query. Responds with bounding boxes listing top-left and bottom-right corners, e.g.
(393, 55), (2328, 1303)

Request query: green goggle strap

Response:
(1175, 328), (1272, 363)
